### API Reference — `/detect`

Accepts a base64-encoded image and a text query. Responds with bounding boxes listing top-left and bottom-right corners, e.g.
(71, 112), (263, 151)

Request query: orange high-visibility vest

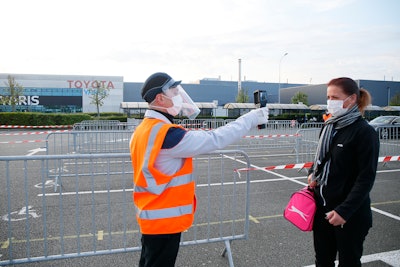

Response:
(323, 113), (332, 121)
(129, 118), (196, 234)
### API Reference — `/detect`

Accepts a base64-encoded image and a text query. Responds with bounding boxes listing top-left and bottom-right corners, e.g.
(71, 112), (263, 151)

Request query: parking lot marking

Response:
(1, 210), (397, 261)
(26, 147), (46, 156)
(0, 215), (269, 249)
(371, 207), (400, 221)
(303, 249), (400, 267)
(97, 231), (104, 241)
(378, 168), (400, 173)
(256, 214), (282, 220)
(249, 215), (260, 224)
(0, 232), (124, 247)
(373, 200), (400, 205)
(38, 177), (308, 197)
(1, 238), (13, 249)
(37, 159), (400, 225)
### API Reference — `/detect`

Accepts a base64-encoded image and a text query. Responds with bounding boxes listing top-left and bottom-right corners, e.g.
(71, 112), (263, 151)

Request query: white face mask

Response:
(165, 94), (183, 116)
(148, 84), (200, 119)
(327, 95), (351, 117)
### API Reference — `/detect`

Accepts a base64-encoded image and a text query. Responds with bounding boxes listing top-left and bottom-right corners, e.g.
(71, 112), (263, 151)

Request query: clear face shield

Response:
(149, 79), (200, 120)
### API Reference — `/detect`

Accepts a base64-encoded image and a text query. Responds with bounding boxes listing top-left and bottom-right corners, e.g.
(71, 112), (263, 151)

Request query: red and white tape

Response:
(0, 140), (46, 144)
(237, 162), (313, 172)
(186, 130), (300, 139)
(0, 130), (70, 136)
(187, 128), (213, 131)
(237, 156), (400, 172)
(379, 155), (400, 162)
(0, 125), (72, 129)
(243, 134), (300, 139)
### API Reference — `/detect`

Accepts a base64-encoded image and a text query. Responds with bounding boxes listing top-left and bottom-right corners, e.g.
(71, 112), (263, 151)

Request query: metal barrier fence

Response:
(45, 121), (306, 159)
(72, 120), (136, 131)
(226, 123), (311, 166)
(375, 126), (400, 159)
(292, 126), (400, 164)
(230, 125), (400, 166)
(227, 130), (299, 165)
(45, 130), (133, 183)
(46, 131), (133, 155)
(0, 150), (250, 266)
(294, 128), (321, 164)
(2, 120), (399, 266)
(178, 119), (228, 129)
(46, 122), (399, 168)
(173, 119), (305, 130)
(264, 120), (298, 130)
(299, 122), (325, 129)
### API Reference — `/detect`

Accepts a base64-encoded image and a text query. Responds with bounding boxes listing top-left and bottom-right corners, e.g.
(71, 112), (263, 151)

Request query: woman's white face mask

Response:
(327, 95), (352, 117)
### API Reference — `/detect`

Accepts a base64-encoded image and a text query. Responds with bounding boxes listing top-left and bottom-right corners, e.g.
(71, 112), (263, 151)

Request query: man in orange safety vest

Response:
(130, 72), (269, 267)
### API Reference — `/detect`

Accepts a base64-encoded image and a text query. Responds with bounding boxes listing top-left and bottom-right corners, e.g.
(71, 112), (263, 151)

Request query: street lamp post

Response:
(278, 52), (288, 103)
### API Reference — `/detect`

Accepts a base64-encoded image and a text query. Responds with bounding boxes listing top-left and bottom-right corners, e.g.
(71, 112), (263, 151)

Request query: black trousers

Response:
(139, 233), (182, 267)
(313, 206), (371, 267)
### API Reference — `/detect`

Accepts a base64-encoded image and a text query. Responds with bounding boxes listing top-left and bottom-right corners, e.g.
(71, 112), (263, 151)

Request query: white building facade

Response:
(0, 74), (123, 113)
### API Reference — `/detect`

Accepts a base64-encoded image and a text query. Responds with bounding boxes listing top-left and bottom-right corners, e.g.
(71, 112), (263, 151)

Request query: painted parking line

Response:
(303, 249), (400, 267)
(36, 155), (400, 239)
(37, 161), (400, 224)
(0, 217), (249, 249)
(1, 211), (398, 266)
(371, 207), (400, 221)
(97, 230), (104, 241)
(249, 215), (260, 224)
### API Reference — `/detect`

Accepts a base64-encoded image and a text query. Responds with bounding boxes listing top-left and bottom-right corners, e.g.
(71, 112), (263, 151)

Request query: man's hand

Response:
(253, 107), (269, 125)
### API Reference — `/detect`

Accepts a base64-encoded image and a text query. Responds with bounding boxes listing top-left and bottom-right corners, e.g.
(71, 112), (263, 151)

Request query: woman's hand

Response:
(325, 210), (346, 227)
(307, 174), (317, 188)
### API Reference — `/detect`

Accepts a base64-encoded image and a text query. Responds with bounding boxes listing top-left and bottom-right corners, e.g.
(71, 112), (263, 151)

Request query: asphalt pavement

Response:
(0, 129), (399, 267)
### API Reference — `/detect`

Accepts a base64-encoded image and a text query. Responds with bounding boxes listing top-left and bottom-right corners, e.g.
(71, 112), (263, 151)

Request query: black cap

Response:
(141, 72), (181, 103)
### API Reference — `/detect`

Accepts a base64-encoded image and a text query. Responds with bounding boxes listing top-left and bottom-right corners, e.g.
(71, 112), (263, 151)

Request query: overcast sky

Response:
(1, 0), (399, 84)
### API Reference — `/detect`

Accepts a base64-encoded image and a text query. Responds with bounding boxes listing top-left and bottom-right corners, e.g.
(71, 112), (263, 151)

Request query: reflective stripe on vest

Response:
(136, 204), (193, 220)
(140, 122), (163, 189)
(134, 121), (194, 221)
(134, 172), (193, 195)
(135, 122), (193, 195)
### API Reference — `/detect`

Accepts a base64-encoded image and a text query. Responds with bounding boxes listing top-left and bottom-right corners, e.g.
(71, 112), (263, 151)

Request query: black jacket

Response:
(312, 117), (379, 222)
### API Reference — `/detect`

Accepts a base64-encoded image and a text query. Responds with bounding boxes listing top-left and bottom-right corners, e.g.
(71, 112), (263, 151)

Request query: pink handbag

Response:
(284, 186), (316, 231)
